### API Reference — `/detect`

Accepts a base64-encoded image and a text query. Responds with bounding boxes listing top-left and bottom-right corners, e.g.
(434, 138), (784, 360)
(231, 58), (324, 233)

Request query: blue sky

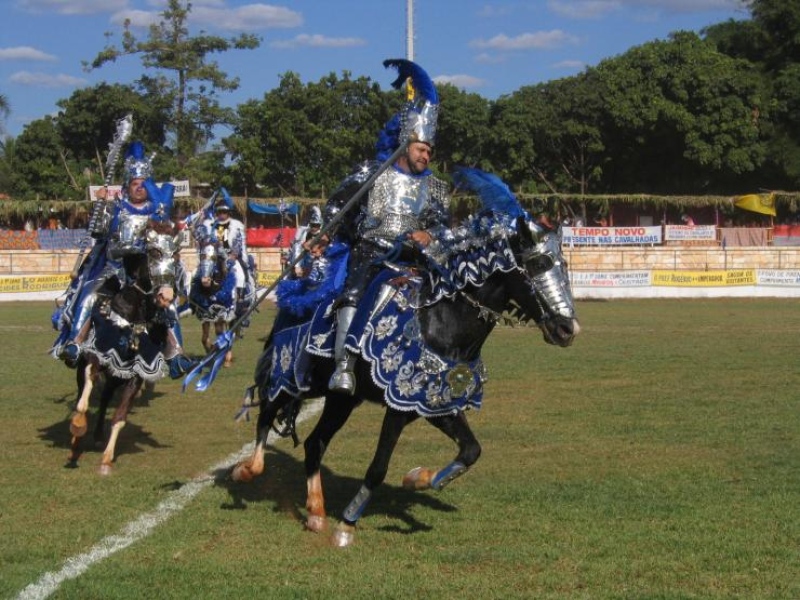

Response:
(2, 0), (749, 138)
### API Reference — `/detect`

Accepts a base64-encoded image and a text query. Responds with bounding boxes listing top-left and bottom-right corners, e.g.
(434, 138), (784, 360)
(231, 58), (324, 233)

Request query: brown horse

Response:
(65, 248), (181, 475)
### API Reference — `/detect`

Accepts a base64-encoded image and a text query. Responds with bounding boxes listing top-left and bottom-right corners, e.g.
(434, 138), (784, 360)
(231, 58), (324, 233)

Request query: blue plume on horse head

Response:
(383, 59), (439, 104)
(452, 167), (526, 220)
(221, 187), (235, 210)
(143, 179), (175, 222)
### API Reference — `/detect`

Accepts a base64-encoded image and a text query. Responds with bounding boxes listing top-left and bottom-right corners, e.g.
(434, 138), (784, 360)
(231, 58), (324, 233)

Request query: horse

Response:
(229, 168), (581, 546)
(66, 225), (184, 474)
(188, 243), (241, 367)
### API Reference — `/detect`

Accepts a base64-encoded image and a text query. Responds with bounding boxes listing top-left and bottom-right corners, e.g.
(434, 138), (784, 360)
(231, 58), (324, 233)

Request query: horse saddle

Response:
(266, 269), (487, 417)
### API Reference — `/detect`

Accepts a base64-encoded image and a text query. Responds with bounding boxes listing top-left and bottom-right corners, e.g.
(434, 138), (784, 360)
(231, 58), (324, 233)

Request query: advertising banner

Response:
(757, 269), (800, 286)
(652, 269), (756, 286)
(0, 274), (71, 293)
(664, 225), (716, 241)
(88, 180), (191, 199)
(563, 226), (662, 246)
(571, 271), (651, 287)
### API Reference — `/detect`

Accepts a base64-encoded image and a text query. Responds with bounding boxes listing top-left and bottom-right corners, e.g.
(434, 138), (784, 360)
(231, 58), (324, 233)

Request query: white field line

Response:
(15, 398), (324, 600)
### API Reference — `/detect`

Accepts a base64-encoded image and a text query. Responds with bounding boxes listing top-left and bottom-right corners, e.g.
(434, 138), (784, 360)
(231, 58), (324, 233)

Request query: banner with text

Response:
(563, 226), (662, 246)
(664, 225), (717, 241)
(571, 271), (651, 287)
(652, 269), (756, 287)
(757, 269), (800, 286)
(0, 274), (71, 293)
(88, 180), (190, 200)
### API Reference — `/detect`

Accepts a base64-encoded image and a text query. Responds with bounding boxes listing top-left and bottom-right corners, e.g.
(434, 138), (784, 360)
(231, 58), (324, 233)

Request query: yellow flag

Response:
(734, 193), (776, 216)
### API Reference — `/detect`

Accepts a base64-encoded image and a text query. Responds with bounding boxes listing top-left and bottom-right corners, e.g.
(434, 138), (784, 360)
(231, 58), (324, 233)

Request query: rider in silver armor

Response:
(52, 141), (189, 375)
(324, 59), (451, 395)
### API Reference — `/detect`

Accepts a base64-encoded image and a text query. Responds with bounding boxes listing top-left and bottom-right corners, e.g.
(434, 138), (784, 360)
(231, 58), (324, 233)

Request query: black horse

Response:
(232, 170), (581, 546)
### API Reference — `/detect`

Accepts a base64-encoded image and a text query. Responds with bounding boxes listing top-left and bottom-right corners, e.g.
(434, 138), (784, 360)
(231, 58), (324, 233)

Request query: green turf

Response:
(1, 299), (798, 599)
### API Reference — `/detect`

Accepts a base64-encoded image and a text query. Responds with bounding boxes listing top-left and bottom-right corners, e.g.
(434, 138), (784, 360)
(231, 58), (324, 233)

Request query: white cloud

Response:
(434, 74), (486, 90)
(624, 0), (746, 12)
(192, 4), (303, 30)
(0, 46), (58, 61)
(548, 0), (747, 19)
(9, 71), (88, 88)
(474, 53), (508, 65)
(548, 0), (621, 20)
(471, 30), (579, 51)
(477, 4), (513, 18)
(110, 9), (162, 28)
(270, 34), (367, 49)
(19, 0), (127, 15)
(108, 3), (302, 31)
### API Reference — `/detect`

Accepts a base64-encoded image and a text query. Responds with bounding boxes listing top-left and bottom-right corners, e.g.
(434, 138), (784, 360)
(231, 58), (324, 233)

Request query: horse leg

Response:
(69, 359), (96, 438)
(217, 321), (233, 367)
(92, 375), (115, 448)
(65, 358), (91, 468)
(99, 377), (143, 475)
(201, 322), (212, 353)
(230, 395), (288, 483)
(331, 408), (418, 547)
(402, 411), (481, 492)
(303, 393), (360, 535)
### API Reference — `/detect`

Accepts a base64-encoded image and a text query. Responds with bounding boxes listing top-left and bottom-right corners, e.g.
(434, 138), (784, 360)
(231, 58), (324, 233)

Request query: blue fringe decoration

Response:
(276, 242), (349, 317)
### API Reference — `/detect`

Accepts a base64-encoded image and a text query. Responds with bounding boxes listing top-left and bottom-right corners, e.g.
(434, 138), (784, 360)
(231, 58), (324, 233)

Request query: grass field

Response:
(1, 299), (799, 599)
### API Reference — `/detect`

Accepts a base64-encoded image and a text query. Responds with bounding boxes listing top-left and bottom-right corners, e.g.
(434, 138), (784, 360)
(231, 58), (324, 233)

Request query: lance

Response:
(183, 139), (411, 392)
(70, 114), (133, 278)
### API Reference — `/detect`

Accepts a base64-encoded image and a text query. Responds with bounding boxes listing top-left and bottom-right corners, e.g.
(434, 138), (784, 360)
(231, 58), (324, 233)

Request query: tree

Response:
(0, 93), (9, 136)
(13, 117), (76, 200)
(490, 74), (605, 197)
(84, 0), (259, 176)
(225, 71), (390, 197)
(55, 83), (169, 183)
(434, 84), (493, 176)
(592, 31), (767, 194)
(0, 135), (16, 195)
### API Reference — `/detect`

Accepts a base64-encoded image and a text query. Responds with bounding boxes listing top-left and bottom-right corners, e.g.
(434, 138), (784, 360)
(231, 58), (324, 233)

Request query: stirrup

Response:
(329, 362), (356, 395)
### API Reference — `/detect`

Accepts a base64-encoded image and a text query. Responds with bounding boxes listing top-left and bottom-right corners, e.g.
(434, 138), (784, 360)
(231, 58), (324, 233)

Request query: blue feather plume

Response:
(452, 167), (525, 219)
(126, 140), (146, 160)
(383, 59), (438, 104)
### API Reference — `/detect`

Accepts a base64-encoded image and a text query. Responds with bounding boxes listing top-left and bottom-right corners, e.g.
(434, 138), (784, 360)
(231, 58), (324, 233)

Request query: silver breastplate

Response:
(109, 213), (149, 257)
(361, 169), (432, 241)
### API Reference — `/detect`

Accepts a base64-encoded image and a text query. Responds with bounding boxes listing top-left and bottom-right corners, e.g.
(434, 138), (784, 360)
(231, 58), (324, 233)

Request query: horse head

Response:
(449, 167), (580, 348)
(194, 243), (228, 293)
(144, 224), (180, 292)
(511, 215), (580, 347)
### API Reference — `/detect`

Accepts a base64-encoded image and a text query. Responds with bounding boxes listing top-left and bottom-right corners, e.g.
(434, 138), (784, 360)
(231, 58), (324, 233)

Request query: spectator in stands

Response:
(681, 214), (696, 226)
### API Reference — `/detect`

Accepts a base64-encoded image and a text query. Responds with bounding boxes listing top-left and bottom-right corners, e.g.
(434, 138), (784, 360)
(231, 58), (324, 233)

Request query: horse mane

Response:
(422, 210), (521, 304)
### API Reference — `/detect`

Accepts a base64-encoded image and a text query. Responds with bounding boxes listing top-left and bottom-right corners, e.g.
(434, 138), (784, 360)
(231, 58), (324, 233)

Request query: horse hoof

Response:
(331, 524), (355, 547)
(402, 466), (433, 490)
(98, 463), (113, 476)
(64, 459), (79, 469)
(305, 515), (328, 533)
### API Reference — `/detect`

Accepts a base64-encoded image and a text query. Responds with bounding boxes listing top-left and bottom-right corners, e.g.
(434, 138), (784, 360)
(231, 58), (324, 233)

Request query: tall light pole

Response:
(406, 0), (414, 61)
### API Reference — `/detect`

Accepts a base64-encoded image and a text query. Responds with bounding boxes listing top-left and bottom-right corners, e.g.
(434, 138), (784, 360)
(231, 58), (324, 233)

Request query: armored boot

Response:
(328, 306), (357, 395)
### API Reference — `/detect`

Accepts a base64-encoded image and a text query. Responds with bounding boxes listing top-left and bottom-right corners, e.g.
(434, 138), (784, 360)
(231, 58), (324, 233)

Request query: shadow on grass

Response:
(37, 400), (171, 469)
(212, 445), (458, 536)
